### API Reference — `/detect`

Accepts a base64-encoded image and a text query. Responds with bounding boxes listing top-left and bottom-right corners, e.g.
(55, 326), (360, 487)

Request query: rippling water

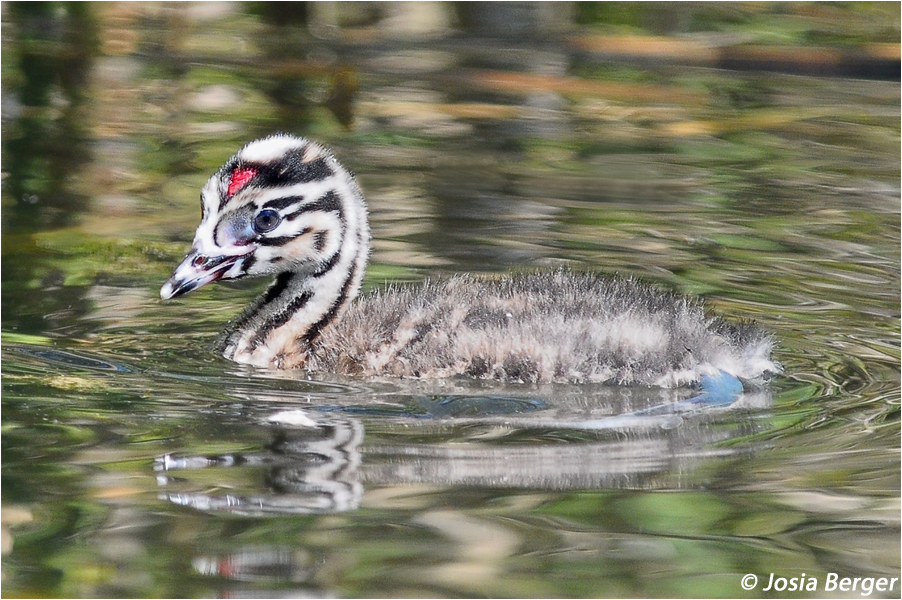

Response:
(2, 3), (899, 598)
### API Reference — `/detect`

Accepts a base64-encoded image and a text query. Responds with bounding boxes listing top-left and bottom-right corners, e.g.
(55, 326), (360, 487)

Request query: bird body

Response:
(162, 135), (778, 387)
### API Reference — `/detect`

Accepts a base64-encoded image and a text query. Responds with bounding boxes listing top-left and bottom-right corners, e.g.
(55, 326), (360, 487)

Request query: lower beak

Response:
(160, 249), (251, 300)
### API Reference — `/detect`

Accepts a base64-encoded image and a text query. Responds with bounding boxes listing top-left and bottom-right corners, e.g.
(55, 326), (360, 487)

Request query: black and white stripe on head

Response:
(208, 135), (333, 211)
(215, 148), (335, 213)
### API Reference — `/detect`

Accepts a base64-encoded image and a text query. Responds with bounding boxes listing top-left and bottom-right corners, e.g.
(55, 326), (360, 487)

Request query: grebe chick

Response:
(161, 135), (778, 387)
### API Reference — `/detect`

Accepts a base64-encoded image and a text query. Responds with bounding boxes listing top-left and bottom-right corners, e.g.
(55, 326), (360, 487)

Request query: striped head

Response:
(161, 135), (370, 302)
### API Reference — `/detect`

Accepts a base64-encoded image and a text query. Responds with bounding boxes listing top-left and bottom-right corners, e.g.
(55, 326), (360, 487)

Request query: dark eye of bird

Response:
(253, 209), (281, 234)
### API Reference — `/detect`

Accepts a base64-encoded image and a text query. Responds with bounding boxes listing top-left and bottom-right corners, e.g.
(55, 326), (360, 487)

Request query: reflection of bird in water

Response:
(156, 415), (364, 516)
(161, 135), (778, 389)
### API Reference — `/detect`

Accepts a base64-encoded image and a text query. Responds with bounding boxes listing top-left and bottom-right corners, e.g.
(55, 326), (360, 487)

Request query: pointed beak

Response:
(160, 248), (253, 300)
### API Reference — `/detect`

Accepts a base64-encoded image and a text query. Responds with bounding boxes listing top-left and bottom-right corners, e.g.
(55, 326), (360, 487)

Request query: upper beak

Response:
(160, 248), (252, 300)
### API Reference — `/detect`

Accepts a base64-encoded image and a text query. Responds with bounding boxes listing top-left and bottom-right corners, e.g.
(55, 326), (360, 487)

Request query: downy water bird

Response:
(161, 135), (778, 389)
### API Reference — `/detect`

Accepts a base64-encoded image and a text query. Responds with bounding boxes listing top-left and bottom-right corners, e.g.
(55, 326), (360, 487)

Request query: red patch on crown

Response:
(227, 167), (258, 197)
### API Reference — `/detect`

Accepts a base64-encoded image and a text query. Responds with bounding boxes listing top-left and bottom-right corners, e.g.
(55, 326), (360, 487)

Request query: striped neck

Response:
(216, 178), (370, 370)
(217, 265), (363, 369)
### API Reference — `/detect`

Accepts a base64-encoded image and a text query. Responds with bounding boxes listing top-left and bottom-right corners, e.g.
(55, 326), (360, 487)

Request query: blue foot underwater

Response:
(693, 370), (745, 406)
(633, 370), (744, 417)
(579, 370), (745, 430)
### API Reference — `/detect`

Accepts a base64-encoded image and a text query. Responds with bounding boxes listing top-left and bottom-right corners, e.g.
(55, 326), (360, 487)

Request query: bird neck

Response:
(217, 212), (369, 369)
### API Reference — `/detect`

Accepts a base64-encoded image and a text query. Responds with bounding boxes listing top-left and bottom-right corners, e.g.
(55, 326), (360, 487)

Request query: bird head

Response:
(161, 135), (367, 300)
